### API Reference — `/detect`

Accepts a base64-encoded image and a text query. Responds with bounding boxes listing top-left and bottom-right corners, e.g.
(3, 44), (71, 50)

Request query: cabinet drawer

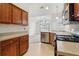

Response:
(1, 38), (17, 47)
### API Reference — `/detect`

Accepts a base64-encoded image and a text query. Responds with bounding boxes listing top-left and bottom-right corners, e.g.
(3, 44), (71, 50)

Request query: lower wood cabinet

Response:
(49, 33), (56, 44)
(0, 42), (1, 56)
(41, 32), (50, 43)
(19, 35), (29, 55)
(41, 32), (56, 44)
(1, 38), (19, 56)
(0, 35), (29, 56)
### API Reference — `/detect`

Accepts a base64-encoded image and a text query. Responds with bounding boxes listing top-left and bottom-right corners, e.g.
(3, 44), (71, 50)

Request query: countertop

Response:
(51, 30), (79, 36)
(0, 31), (28, 41)
(51, 30), (72, 35)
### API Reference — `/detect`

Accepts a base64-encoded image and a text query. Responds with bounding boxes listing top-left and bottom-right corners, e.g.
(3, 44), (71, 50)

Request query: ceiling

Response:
(13, 3), (64, 18)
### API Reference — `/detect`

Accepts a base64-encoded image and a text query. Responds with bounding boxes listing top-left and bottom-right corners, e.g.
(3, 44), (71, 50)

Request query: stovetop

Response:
(56, 35), (79, 42)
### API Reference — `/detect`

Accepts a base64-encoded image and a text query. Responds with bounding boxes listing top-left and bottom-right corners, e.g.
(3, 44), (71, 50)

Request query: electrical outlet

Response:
(24, 28), (26, 30)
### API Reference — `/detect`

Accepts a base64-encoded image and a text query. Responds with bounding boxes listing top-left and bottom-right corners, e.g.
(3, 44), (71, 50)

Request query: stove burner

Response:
(56, 35), (79, 42)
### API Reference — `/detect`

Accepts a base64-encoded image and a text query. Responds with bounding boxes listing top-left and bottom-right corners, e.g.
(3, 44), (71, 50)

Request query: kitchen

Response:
(0, 3), (79, 56)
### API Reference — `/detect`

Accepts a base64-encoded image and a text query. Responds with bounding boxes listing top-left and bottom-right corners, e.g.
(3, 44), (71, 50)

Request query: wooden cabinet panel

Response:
(1, 38), (19, 56)
(19, 35), (28, 55)
(22, 11), (28, 25)
(74, 3), (79, 17)
(41, 32), (50, 43)
(0, 35), (29, 56)
(49, 33), (56, 45)
(0, 3), (28, 25)
(0, 42), (1, 56)
(41, 32), (56, 44)
(12, 5), (22, 24)
(0, 3), (12, 23)
(74, 3), (79, 20)
(1, 38), (17, 47)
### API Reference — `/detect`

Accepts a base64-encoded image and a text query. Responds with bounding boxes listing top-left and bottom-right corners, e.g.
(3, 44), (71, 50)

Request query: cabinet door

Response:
(0, 3), (12, 23)
(41, 32), (50, 43)
(22, 11), (28, 25)
(0, 42), (1, 56)
(12, 5), (22, 24)
(1, 38), (19, 56)
(20, 35), (28, 55)
(74, 3), (79, 17)
(74, 3), (79, 20)
(49, 33), (56, 45)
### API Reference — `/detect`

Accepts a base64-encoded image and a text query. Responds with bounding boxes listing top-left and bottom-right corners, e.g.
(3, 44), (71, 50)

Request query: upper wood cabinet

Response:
(0, 3), (12, 23)
(74, 3), (79, 20)
(74, 3), (79, 17)
(12, 5), (22, 24)
(68, 3), (79, 21)
(22, 11), (28, 26)
(0, 3), (28, 25)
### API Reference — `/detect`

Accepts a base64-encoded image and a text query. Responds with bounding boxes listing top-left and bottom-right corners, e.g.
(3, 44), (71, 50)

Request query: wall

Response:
(29, 15), (50, 43)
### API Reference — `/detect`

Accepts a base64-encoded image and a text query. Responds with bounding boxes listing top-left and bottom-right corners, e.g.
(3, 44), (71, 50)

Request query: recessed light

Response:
(56, 17), (59, 19)
(45, 6), (48, 10)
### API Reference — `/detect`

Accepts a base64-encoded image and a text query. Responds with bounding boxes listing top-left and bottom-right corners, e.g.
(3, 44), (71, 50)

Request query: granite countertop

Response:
(0, 31), (28, 41)
(51, 30), (72, 35)
(51, 29), (79, 36)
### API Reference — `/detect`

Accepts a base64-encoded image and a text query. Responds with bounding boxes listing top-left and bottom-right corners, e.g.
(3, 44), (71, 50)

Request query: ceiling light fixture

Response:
(45, 6), (48, 10)
(40, 6), (48, 10)
(56, 17), (59, 19)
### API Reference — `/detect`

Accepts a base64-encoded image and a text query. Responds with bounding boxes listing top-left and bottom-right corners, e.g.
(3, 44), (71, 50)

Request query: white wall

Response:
(29, 15), (51, 43)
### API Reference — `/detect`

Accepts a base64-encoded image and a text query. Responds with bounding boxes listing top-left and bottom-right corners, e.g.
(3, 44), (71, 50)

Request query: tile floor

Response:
(24, 43), (54, 56)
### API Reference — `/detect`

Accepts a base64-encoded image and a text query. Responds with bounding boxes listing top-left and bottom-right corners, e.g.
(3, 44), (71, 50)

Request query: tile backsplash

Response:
(0, 24), (28, 33)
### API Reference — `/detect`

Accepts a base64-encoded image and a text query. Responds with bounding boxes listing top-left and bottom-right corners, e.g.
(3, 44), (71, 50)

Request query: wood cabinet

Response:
(41, 32), (56, 44)
(19, 35), (29, 55)
(1, 38), (19, 56)
(74, 3), (79, 20)
(41, 32), (50, 43)
(74, 3), (79, 17)
(22, 11), (28, 26)
(49, 33), (56, 44)
(12, 5), (22, 24)
(0, 42), (1, 56)
(0, 35), (29, 56)
(0, 3), (28, 25)
(68, 3), (79, 21)
(0, 3), (12, 23)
